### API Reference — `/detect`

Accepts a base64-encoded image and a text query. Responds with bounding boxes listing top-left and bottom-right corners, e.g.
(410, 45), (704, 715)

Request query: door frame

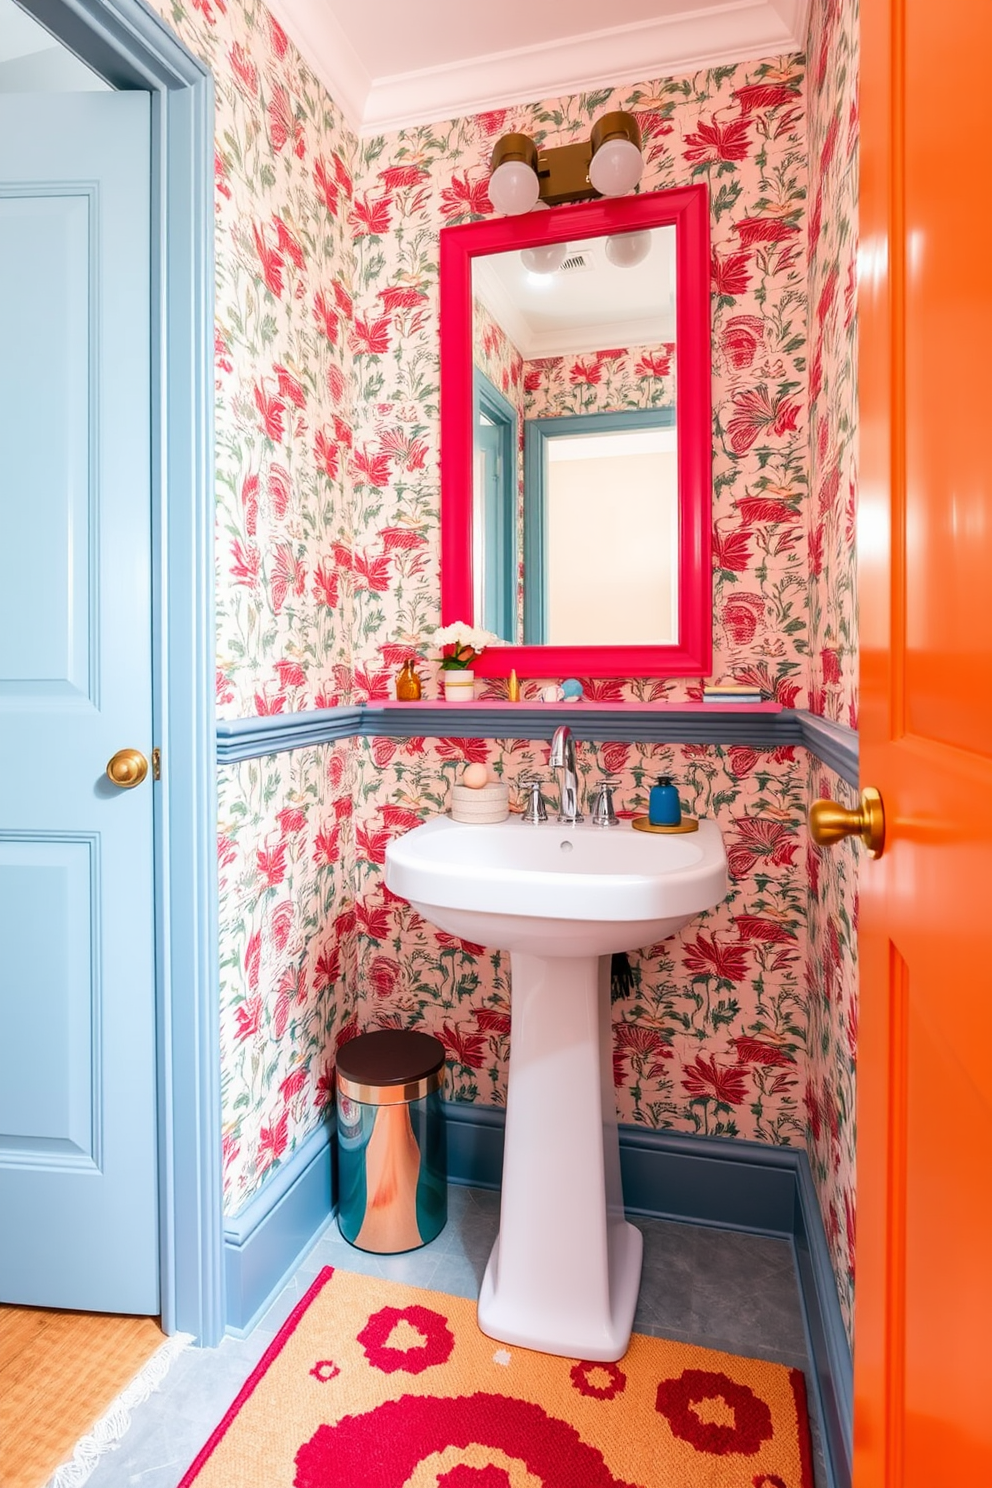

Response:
(17, 0), (222, 1343)
(473, 370), (517, 641)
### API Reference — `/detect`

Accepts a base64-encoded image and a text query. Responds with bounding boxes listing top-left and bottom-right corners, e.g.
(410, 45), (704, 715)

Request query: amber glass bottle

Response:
(396, 657), (422, 700)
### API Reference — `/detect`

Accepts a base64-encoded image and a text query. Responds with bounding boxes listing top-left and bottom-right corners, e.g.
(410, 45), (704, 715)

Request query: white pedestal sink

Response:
(385, 814), (728, 1361)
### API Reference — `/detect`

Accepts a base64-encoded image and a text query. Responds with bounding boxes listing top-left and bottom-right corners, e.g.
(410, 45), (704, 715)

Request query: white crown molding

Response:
(523, 316), (674, 360)
(365, 0), (807, 135)
(271, 0), (810, 140)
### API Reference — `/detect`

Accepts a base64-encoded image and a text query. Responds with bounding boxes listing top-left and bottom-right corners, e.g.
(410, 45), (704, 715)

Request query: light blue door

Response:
(0, 92), (158, 1312)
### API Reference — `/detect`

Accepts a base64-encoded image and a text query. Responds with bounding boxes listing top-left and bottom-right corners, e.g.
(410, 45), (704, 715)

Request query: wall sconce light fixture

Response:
(488, 111), (644, 216)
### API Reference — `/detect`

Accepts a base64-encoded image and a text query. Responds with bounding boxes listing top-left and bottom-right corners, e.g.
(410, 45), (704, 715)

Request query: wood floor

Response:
(0, 1304), (163, 1488)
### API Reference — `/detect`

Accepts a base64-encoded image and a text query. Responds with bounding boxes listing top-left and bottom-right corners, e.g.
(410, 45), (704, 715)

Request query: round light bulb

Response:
(488, 159), (541, 215)
(588, 137), (644, 198)
(520, 241), (568, 274)
(605, 230), (652, 268)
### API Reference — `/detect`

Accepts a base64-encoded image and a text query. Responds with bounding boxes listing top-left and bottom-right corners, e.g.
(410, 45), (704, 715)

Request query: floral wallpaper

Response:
(806, 0), (859, 731)
(148, 0), (360, 1211)
(804, 0), (860, 1343)
(523, 344), (676, 418)
(218, 741), (356, 1212)
(472, 299), (527, 641)
(351, 56), (810, 704)
(153, 0), (357, 723)
(352, 736), (807, 1140)
(473, 297), (525, 406)
(804, 762), (858, 1338)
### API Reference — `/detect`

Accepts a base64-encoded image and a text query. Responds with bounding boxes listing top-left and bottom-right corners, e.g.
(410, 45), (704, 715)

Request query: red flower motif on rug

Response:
(356, 1304), (455, 1374)
(438, 1468), (512, 1487)
(570, 1360), (627, 1401)
(655, 1368), (773, 1455)
(294, 1392), (643, 1488)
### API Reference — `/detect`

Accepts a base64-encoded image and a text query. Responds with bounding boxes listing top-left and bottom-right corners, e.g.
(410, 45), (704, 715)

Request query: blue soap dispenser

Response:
(648, 774), (681, 827)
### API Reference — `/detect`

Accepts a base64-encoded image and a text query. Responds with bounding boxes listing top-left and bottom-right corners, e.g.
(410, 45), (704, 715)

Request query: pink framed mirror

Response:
(439, 184), (712, 678)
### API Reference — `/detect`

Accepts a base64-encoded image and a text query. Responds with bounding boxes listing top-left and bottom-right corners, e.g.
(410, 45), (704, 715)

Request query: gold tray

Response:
(631, 815), (699, 835)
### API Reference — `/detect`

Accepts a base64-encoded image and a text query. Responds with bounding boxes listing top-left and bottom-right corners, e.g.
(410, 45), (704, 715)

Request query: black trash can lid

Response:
(336, 1029), (445, 1088)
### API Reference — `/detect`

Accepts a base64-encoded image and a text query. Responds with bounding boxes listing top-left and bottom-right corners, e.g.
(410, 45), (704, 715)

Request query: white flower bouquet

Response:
(431, 621), (503, 671)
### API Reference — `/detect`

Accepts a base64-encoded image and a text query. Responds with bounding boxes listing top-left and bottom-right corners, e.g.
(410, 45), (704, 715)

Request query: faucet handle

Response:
(590, 779), (620, 827)
(520, 777), (548, 824)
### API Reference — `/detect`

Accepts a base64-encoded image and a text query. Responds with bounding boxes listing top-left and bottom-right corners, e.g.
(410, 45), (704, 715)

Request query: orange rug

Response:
(180, 1268), (814, 1488)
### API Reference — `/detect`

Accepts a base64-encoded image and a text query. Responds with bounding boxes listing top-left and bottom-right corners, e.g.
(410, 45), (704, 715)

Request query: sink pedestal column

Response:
(478, 951), (643, 1361)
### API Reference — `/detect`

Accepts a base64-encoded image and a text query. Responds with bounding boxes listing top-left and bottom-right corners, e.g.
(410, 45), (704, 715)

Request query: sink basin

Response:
(385, 814), (727, 957)
(384, 811), (728, 1362)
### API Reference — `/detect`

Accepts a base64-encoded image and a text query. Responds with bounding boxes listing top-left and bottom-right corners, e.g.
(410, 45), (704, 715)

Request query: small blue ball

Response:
(560, 677), (584, 700)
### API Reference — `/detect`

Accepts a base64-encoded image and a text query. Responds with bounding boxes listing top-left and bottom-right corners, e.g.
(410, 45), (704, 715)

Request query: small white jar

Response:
(444, 669), (475, 702)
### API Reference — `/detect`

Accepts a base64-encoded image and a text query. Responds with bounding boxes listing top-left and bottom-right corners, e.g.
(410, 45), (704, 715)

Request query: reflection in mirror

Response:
(529, 413), (678, 646)
(471, 225), (678, 649)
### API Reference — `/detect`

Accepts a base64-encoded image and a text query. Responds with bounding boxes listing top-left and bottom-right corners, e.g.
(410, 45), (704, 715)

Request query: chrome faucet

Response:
(549, 725), (582, 823)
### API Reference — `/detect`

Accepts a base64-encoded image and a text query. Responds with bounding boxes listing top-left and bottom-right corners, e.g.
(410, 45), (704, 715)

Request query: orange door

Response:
(856, 0), (992, 1482)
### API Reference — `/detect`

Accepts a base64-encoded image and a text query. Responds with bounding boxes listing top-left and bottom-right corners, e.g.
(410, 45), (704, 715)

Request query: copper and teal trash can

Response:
(335, 1030), (447, 1253)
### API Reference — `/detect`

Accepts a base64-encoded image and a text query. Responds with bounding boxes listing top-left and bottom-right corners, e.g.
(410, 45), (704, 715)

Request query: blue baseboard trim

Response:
(443, 1100), (852, 1488)
(793, 1149), (855, 1488)
(223, 1116), (336, 1335)
(215, 703), (859, 786)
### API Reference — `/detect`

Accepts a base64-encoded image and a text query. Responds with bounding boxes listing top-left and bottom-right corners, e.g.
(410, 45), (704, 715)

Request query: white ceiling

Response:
(266, 0), (810, 135)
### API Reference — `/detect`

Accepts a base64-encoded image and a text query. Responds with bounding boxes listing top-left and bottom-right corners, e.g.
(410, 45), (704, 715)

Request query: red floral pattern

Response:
(357, 1304), (455, 1374)
(804, 0), (860, 1343)
(438, 1470), (511, 1488)
(295, 1393), (642, 1488)
(655, 1369), (773, 1455)
(570, 1360), (627, 1401)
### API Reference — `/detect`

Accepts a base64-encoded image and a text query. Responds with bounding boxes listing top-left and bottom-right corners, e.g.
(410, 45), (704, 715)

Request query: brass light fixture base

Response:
(536, 140), (594, 205)
(489, 132), (538, 174)
(590, 110), (643, 155)
(489, 111), (643, 208)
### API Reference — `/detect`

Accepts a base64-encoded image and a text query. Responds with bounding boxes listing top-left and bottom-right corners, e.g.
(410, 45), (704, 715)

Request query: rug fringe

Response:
(45, 1330), (193, 1488)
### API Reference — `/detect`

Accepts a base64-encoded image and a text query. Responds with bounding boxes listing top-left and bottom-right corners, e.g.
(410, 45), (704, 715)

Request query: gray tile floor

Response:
(81, 1186), (827, 1488)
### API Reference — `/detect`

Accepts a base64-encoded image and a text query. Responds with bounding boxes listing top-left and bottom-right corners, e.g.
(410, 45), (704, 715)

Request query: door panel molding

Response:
(0, 831), (102, 1171)
(16, 0), (221, 1344)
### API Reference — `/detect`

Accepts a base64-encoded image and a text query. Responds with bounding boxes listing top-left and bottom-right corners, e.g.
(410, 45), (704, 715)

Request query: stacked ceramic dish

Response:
(449, 782), (509, 824)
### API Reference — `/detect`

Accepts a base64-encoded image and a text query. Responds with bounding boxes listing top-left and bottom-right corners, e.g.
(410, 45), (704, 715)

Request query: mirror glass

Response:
(470, 224), (677, 647)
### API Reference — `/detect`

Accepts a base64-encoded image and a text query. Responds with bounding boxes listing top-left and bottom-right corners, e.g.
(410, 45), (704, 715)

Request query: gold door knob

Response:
(809, 786), (885, 859)
(106, 748), (149, 789)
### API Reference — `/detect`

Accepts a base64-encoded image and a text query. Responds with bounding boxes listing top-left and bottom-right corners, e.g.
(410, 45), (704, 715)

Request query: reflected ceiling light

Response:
(521, 241), (569, 274)
(605, 229), (652, 268)
(488, 110), (644, 212)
